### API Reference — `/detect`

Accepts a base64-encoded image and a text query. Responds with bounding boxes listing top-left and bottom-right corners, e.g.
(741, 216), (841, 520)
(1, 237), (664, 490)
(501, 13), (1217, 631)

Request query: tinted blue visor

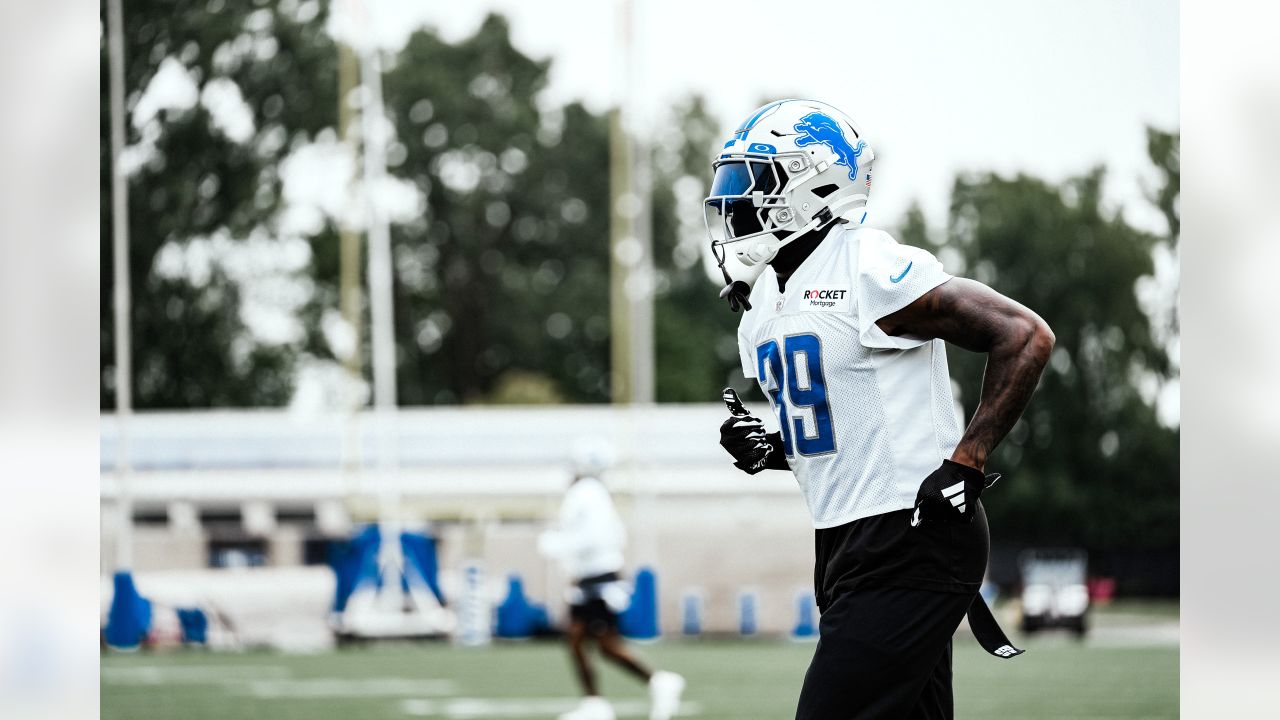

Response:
(707, 160), (782, 199)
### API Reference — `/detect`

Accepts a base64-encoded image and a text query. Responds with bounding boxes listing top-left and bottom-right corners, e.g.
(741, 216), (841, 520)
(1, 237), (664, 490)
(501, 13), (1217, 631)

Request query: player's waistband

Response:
(576, 571), (622, 588)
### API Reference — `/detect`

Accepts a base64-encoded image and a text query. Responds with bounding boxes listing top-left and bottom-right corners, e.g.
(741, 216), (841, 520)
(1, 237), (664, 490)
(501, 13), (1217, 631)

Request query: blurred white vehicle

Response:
(1017, 548), (1089, 637)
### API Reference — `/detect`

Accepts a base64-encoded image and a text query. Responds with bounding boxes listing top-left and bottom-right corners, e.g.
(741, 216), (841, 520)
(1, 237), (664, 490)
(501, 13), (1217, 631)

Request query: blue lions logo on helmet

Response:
(794, 112), (867, 182)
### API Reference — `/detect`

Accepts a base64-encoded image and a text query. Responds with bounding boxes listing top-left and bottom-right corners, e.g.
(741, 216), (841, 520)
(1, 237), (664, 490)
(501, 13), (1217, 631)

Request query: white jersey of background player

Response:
(734, 226), (962, 527)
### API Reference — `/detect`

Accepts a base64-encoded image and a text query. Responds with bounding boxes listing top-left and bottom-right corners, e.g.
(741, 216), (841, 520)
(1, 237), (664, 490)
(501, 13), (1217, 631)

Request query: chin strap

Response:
(714, 208), (849, 314)
(713, 241), (758, 313)
(719, 278), (753, 313)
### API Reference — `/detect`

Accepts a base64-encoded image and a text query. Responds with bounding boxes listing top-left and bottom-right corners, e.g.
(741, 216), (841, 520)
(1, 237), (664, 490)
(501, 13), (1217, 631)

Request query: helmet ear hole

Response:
(810, 183), (839, 198)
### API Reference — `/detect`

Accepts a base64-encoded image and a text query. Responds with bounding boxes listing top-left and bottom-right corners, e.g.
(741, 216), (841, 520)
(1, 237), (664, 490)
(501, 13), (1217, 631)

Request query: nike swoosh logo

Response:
(890, 261), (913, 283)
(909, 507), (922, 527)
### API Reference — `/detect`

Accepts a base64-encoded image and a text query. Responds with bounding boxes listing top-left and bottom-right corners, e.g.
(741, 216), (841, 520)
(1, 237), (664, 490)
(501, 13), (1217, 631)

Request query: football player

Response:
(709, 99), (1054, 719)
(538, 440), (685, 720)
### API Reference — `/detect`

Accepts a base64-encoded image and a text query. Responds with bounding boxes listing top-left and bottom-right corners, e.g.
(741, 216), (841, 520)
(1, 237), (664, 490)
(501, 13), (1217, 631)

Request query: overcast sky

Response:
(380, 0), (1180, 234)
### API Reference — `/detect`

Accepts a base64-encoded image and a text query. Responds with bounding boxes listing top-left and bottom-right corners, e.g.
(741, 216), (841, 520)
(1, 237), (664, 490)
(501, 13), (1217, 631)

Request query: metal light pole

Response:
(332, 2), (405, 571)
(610, 0), (654, 406)
(107, 0), (134, 570)
(626, 0), (655, 406)
(358, 43), (401, 521)
(336, 0), (416, 634)
(610, 0), (659, 572)
(337, 42), (365, 492)
(336, 0), (400, 517)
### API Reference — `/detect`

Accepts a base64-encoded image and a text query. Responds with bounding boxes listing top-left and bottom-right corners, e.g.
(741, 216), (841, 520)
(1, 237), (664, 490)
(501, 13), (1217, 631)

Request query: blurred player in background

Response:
(708, 99), (1054, 719)
(538, 440), (685, 720)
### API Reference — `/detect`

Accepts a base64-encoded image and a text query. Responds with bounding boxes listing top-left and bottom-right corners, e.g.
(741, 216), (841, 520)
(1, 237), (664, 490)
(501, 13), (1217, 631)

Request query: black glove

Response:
(719, 281), (753, 313)
(719, 388), (774, 474)
(909, 460), (1002, 527)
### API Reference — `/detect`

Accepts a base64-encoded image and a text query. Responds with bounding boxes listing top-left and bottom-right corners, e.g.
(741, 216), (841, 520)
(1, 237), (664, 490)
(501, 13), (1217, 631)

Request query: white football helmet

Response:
(569, 436), (615, 480)
(705, 99), (876, 279)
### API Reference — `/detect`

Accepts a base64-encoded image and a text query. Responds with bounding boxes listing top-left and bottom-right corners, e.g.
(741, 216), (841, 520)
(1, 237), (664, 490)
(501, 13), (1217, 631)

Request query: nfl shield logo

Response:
(775, 296), (785, 312)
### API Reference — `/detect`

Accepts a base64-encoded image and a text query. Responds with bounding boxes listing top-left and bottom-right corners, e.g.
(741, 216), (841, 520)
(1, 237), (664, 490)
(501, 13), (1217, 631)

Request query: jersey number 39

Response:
(756, 334), (835, 457)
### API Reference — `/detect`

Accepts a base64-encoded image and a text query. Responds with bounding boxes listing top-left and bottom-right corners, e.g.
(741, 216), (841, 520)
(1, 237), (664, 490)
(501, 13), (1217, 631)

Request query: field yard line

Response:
(237, 677), (457, 698)
(1086, 622), (1180, 647)
(401, 697), (704, 718)
(100, 664), (291, 684)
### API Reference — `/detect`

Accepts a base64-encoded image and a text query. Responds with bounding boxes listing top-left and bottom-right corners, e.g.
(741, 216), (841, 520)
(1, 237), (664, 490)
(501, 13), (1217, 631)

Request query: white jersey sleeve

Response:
(737, 313), (758, 379)
(854, 230), (952, 350)
(736, 281), (767, 379)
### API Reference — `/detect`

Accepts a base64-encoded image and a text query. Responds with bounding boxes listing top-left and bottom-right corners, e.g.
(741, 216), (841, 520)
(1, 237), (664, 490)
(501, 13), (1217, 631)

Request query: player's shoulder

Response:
(844, 225), (911, 255)
(845, 224), (897, 244)
(845, 226), (935, 274)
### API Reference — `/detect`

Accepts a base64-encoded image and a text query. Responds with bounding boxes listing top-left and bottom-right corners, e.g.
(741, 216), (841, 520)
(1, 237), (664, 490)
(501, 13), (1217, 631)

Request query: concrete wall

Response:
(102, 487), (821, 636)
(101, 405), (827, 636)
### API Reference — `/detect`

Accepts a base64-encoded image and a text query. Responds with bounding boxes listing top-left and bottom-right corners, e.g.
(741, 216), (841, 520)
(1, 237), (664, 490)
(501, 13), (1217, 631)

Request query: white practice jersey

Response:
(537, 477), (627, 581)
(736, 225), (964, 528)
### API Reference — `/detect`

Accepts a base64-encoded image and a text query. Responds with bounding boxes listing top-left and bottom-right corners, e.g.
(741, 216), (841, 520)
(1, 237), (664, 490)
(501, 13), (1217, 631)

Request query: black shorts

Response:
(796, 585), (974, 720)
(569, 597), (619, 636)
(797, 504), (991, 720)
(569, 572), (624, 636)
(814, 504), (989, 612)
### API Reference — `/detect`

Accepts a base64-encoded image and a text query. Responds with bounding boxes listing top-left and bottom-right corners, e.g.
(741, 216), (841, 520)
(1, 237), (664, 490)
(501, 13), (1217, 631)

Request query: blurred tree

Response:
(1144, 128), (1180, 343)
(382, 16), (612, 405)
(898, 147), (1179, 555)
(101, 0), (339, 408)
(100, 7), (621, 408)
(1146, 128), (1179, 243)
(382, 23), (758, 406)
(650, 96), (747, 403)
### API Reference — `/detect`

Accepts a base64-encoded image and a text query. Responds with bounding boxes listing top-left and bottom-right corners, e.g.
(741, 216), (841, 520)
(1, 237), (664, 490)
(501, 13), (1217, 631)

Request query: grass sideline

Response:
(103, 635), (1177, 719)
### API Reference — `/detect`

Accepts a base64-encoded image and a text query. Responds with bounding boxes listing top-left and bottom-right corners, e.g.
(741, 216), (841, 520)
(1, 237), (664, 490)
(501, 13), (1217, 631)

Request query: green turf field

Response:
(103, 632), (1178, 719)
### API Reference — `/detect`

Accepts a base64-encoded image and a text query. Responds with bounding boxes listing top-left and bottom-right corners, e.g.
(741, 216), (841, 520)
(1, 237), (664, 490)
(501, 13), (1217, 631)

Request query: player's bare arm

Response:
(877, 277), (1055, 472)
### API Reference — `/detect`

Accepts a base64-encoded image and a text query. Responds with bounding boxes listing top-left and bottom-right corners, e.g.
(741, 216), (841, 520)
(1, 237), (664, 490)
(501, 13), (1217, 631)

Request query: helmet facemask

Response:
(704, 154), (798, 273)
(704, 150), (865, 287)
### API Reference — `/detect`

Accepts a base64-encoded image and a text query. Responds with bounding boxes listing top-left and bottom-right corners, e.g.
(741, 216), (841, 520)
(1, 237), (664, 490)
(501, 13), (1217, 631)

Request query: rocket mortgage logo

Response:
(800, 286), (850, 312)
